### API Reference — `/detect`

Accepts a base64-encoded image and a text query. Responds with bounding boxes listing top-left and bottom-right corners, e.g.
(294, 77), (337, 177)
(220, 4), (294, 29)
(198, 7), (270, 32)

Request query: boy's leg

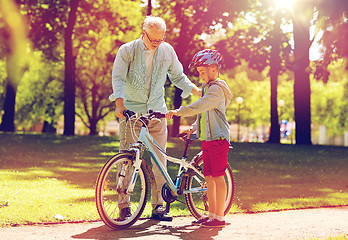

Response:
(200, 139), (228, 227)
(200, 175), (227, 227)
(213, 175), (227, 218)
(205, 175), (216, 217)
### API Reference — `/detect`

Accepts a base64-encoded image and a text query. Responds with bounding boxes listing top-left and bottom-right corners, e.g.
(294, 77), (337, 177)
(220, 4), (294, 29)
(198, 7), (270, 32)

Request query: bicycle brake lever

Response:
(177, 132), (188, 140)
(123, 110), (135, 121)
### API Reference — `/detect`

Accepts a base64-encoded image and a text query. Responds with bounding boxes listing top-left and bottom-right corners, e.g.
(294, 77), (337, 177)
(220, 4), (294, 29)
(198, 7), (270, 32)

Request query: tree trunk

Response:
(171, 3), (190, 137)
(0, 82), (16, 132)
(89, 84), (98, 135)
(293, 10), (312, 145)
(42, 120), (56, 133)
(147, 0), (152, 15)
(268, 13), (281, 144)
(63, 0), (79, 136)
(89, 119), (98, 135)
(0, 0), (26, 132)
(172, 87), (183, 137)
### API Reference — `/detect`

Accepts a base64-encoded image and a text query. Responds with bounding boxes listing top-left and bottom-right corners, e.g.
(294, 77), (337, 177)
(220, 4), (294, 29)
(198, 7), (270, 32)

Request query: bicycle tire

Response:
(95, 153), (149, 229)
(184, 155), (235, 219)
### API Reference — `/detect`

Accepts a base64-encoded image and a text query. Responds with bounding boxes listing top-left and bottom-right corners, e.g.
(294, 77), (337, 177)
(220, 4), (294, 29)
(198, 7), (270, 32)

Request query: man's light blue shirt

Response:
(109, 38), (196, 114)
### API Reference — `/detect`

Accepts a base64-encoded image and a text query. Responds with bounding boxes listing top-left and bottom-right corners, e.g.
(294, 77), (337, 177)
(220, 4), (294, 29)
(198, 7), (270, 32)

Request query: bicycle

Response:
(95, 110), (235, 229)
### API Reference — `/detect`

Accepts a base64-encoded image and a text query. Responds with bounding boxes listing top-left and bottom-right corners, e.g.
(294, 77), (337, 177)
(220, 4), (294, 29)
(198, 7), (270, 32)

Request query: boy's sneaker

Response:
(201, 218), (226, 228)
(192, 216), (210, 225)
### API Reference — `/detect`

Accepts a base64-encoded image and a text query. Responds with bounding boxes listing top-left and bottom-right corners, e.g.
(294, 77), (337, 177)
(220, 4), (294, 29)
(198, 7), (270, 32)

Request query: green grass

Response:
(0, 132), (347, 227)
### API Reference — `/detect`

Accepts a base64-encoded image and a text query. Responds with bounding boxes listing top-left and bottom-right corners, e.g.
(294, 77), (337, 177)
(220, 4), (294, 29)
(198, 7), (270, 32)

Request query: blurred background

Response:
(0, 0), (347, 146)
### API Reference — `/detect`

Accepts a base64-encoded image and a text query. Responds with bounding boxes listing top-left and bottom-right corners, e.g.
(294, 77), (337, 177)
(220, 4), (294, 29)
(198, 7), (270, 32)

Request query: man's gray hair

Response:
(143, 16), (166, 32)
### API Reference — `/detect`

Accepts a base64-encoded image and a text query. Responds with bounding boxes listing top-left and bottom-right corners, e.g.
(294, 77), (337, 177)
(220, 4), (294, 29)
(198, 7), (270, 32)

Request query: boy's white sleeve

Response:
(190, 119), (197, 133)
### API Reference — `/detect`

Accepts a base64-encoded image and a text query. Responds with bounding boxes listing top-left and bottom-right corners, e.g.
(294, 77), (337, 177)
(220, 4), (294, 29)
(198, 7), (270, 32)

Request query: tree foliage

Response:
(314, 0), (348, 82)
(15, 52), (64, 132)
(153, 0), (249, 136)
(0, 0), (29, 132)
(1, 0), (347, 143)
(74, 0), (142, 135)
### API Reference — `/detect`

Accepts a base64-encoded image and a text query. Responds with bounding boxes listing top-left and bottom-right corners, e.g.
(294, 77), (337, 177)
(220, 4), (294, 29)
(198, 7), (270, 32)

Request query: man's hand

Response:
(165, 110), (178, 120)
(115, 98), (127, 118)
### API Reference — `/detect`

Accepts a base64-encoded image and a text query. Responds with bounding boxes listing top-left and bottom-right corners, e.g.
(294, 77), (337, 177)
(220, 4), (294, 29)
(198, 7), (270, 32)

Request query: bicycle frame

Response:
(127, 125), (206, 197)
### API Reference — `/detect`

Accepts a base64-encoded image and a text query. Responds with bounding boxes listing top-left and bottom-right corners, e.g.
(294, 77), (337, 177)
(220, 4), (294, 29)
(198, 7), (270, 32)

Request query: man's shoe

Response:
(151, 205), (173, 221)
(201, 218), (226, 228)
(119, 207), (132, 221)
(192, 216), (210, 225)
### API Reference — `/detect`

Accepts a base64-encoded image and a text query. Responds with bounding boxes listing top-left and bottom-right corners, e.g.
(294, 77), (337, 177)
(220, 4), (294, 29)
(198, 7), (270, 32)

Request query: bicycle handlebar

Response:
(122, 110), (166, 121)
(123, 110), (136, 121)
(177, 132), (197, 141)
(177, 132), (188, 139)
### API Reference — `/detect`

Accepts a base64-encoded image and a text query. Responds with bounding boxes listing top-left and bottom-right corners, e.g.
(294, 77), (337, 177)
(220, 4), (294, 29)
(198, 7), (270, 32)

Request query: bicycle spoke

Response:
(96, 154), (149, 229)
(184, 156), (235, 219)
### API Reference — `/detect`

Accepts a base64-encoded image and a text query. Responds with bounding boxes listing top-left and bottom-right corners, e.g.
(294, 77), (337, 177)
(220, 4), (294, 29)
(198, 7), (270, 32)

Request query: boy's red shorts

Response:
(201, 138), (229, 177)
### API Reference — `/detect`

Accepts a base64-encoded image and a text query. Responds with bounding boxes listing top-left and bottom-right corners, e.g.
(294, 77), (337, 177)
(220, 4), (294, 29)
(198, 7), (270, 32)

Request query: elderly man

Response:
(109, 16), (200, 221)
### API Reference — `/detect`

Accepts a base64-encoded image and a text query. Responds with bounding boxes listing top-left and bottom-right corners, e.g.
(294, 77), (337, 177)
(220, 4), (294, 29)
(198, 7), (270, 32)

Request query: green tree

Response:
(316, 0), (348, 78)
(291, 1), (312, 144)
(0, 0), (28, 132)
(215, 1), (292, 144)
(311, 60), (348, 142)
(222, 62), (271, 141)
(14, 0), (78, 135)
(63, 0), (79, 135)
(74, 0), (142, 135)
(15, 52), (64, 132)
(1, 0), (69, 133)
(155, 0), (249, 136)
(291, 0), (348, 144)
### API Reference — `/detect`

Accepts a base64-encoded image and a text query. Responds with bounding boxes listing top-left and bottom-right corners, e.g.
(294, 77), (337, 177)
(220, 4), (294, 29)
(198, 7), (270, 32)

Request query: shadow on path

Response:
(72, 218), (225, 240)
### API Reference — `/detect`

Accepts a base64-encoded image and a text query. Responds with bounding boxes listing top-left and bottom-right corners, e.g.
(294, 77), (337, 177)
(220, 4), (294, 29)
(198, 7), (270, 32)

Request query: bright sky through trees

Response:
(274, 0), (295, 10)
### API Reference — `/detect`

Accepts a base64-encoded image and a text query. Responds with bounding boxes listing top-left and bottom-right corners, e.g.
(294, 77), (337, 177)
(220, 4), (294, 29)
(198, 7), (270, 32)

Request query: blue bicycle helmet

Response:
(188, 49), (223, 68)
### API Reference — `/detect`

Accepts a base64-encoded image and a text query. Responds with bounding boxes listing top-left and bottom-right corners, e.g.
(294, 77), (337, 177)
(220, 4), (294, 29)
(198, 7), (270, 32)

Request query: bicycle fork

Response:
(123, 143), (144, 194)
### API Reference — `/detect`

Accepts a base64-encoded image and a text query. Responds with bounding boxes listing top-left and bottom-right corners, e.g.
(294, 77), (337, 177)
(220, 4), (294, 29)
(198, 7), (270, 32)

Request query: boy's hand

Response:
(191, 87), (201, 97)
(180, 129), (193, 140)
(165, 110), (178, 120)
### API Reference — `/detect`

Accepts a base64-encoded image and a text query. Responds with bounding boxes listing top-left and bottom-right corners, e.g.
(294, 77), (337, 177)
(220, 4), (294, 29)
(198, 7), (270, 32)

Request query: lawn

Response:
(0, 132), (347, 227)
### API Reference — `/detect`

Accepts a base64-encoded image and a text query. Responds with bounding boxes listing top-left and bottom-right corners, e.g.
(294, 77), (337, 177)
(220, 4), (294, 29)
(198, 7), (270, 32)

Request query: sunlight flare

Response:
(274, 0), (295, 10)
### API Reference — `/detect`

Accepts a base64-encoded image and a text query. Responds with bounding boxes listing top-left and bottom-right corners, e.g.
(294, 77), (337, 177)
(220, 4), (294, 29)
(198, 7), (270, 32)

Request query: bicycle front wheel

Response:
(184, 154), (235, 219)
(95, 153), (149, 229)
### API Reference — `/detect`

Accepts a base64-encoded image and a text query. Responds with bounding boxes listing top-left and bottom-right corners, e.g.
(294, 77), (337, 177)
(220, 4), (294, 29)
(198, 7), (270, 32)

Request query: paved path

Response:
(1, 207), (347, 240)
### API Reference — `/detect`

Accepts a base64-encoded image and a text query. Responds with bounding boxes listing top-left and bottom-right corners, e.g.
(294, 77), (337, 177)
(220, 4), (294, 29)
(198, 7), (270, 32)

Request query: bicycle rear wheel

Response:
(95, 153), (149, 229)
(184, 154), (235, 219)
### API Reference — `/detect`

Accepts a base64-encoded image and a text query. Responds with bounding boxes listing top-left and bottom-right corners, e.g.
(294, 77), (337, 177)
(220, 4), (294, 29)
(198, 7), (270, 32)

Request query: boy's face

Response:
(196, 65), (217, 84)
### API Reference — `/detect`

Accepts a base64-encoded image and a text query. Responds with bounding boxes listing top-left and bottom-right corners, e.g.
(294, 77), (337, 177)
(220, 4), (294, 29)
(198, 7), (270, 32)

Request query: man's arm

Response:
(109, 44), (130, 102)
(166, 45), (198, 98)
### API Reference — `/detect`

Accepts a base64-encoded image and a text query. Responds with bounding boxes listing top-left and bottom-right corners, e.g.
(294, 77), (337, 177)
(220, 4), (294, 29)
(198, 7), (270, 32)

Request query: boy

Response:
(166, 49), (232, 228)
